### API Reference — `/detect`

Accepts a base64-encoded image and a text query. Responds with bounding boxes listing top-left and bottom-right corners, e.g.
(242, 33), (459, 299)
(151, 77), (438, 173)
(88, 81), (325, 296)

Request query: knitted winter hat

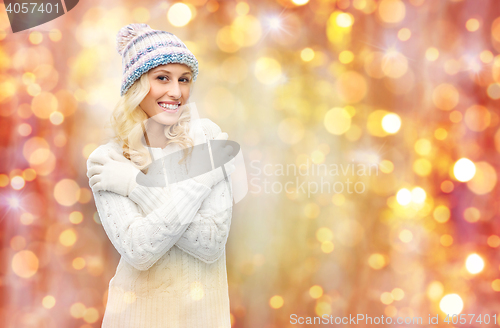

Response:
(116, 23), (199, 96)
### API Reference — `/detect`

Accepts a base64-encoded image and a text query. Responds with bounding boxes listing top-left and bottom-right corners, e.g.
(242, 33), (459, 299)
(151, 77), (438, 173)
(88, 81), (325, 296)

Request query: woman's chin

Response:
(151, 112), (180, 126)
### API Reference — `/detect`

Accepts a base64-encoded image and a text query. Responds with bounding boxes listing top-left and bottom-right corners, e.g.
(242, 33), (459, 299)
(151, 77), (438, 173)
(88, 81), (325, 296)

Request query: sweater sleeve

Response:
(174, 175), (233, 263)
(87, 156), (212, 271)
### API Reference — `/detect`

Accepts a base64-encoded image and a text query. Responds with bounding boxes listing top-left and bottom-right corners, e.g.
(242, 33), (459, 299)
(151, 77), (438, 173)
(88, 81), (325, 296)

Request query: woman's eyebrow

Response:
(154, 69), (192, 76)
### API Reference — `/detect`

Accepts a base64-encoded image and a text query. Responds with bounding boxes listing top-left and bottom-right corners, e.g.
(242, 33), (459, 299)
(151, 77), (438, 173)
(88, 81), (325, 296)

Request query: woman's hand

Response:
(87, 149), (141, 196)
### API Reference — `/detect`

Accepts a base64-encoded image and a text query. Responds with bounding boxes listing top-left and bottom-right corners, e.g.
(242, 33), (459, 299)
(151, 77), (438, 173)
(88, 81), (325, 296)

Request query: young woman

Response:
(86, 23), (235, 328)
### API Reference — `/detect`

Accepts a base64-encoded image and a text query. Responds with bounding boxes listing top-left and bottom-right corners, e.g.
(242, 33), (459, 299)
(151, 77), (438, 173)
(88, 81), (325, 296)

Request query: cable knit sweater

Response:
(87, 118), (233, 328)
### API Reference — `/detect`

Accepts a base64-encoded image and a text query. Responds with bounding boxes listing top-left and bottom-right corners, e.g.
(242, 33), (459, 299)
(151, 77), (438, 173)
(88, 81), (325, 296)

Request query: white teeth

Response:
(159, 103), (179, 110)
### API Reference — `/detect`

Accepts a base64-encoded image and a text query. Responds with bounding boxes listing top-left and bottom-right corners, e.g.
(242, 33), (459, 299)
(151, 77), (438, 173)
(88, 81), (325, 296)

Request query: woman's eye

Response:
(157, 76), (168, 81)
(181, 78), (191, 83)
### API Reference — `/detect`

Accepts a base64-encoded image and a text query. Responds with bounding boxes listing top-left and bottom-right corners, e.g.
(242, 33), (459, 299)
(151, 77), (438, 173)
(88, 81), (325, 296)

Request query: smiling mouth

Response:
(157, 102), (180, 112)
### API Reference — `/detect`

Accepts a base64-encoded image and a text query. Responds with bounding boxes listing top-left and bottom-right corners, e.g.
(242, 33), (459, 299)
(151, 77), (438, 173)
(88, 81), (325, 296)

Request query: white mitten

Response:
(87, 149), (141, 196)
(193, 133), (236, 188)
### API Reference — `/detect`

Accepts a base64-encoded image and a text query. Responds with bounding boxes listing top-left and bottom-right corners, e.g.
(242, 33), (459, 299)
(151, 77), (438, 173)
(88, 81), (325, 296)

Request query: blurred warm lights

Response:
(453, 158), (476, 182)
(300, 48), (315, 62)
(167, 3), (193, 27)
(254, 57), (281, 84)
(411, 187), (426, 203)
(427, 281), (444, 301)
(465, 253), (484, 274)
(378, 0), (406, 23)
(190, 281), (204, 300)
(12, 250), (39, 278)
(396, 188), (411, 206)
(391, 288), (404, 301)
(399, 229), (413, 243)
(336, 13), (354, 28)
(433, 83), (459, 110)
(381, 50), (408, 78)
(42, 295), (56, 309)
(466, 18), (480, 32)
(59, 229), (77, 247)
(269, 295), (284, 309)
(439, 294), (464, 315)
(381, 113), (401, 133)
(487, 235), (500, 248)
(309, 285), (323, 299)
(380, 292), (394, 305)
(10, 176), (25, 190)
(464, 105), (491, 131)
(463, 207), (480, 223)
(324, 107), (351, 135)
(398, 28), (411, 41)
(368, 253), (386, 269)
(73, 257), (86, 270)
(433, 205), (451, 223)
(338, 50), (354, 64)
(440, 234), (453, 247)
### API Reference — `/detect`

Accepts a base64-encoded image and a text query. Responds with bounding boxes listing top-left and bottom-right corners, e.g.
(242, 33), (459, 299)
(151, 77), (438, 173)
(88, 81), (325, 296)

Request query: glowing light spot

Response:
(336, 13), (354, 27)
(368, 253), (386, 269)
(440, 234), (453, 247)
(466, 18), (480, 32)
(72, 257), (86, 270)
(411, 187), (426, 203)
(54, 179), (81, 206)
(269, 295), (284, 309)
(396, 188), (411, 206)
(83, 307), (99, 323)
(433, 205), (451, 223)
(254, 57), (281, 84)
(427, 281), (444, 301)
(397, 28), (411, 41)
(42, 295), (56, 309)
(381, 50), (408, 78)
(29, 31), (43, 44)
(69, 211), (84, 224)
(190, 281), (204, 300)
(321, 241), (334, 253)
(301, 48), (315, 62)
(168, 3), (193, 27)
(49, 111), (64, 125)
(123, 291), (136, 304)
(392, 288), (404, 301)
(399, 229), (413, 243)
(339, 50), (354, 64)
(12, 250), (39, 278)
(59, 229), (77, 247)
(463, 207), (480, 223)
(432, 83), (459, 111)
(453, 158), (476, 182)
(10, 176), (25, 190)
(378, 0), (406, 24)
(381, 113), (401, 133)
(487, 235), (500, 248)
(464, 105), (490, 132)
(324, 107), (351, 135)
(70, 302), (86, 318)
(465, 253), (484, 274)
(381, 292), (394, 305)
(439, 294), (463, 315)
(309, 285), (323, 299)
(316, 227), (333, 242)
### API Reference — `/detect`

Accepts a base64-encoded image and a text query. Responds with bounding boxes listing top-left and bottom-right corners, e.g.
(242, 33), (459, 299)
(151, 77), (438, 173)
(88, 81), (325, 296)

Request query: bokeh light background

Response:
(1, 0), (500, 327)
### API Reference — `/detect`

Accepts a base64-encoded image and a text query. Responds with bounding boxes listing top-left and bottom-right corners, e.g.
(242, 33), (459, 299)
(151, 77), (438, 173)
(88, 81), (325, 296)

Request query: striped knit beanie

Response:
(116, 23), (199, 97)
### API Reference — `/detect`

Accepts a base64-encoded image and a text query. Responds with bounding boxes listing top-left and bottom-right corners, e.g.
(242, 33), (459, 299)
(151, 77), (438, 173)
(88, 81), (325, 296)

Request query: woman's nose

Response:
(166, 82), (182, 99)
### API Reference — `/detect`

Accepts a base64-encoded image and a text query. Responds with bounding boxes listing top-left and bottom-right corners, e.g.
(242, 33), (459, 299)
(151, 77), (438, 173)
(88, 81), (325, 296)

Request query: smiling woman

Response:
(85, 23), (236, 328)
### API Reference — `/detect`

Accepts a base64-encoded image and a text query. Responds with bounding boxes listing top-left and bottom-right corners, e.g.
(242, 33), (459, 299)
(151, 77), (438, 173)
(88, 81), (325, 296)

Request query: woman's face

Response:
(139, 63), (193, 126)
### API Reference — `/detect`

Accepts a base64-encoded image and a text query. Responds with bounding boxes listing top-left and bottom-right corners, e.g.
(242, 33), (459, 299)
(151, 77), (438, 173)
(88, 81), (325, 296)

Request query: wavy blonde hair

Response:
(108, 72), (194, 174)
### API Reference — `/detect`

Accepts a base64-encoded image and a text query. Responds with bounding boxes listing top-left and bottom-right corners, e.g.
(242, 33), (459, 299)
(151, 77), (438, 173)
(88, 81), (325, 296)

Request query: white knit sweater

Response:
(87, 119), (233, 328)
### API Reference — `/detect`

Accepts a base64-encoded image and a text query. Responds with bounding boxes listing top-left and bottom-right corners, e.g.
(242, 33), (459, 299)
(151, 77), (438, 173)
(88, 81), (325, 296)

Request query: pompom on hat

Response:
(116, 23), (199, 96)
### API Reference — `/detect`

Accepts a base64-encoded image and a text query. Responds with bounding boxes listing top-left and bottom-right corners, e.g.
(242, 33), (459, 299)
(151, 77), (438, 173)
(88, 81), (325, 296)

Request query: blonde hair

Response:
(108, 72), (194, 174)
